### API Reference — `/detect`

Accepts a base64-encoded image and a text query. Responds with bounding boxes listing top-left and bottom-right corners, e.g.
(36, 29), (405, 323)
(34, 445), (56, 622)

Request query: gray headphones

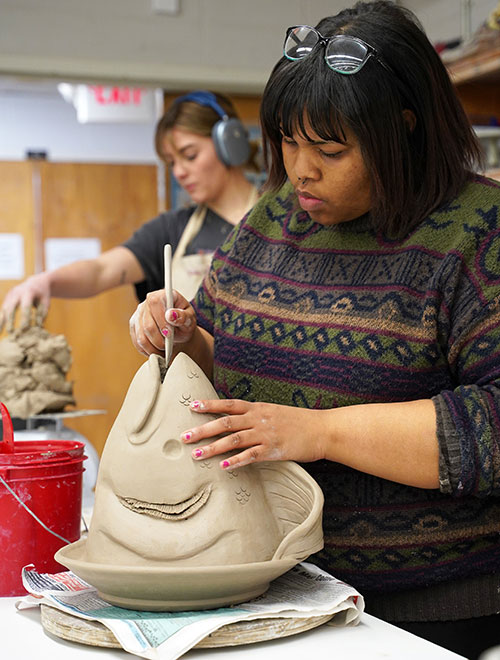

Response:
(175, 91), (251, 167)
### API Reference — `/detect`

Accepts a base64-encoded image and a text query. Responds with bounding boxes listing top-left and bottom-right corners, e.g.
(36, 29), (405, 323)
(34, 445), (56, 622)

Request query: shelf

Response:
(486, 167), (500, 182)
(446, 45), (500, 85)
(442, 37), (500, 122)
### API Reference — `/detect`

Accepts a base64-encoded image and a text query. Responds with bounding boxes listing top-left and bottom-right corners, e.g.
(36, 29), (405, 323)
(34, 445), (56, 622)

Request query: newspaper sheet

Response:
(16, 562), (364, 660)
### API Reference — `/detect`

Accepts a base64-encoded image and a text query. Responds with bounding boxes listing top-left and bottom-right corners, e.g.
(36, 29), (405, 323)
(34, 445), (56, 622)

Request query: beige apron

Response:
(171, 205), (211, 301)
(171, 188), (259, 301)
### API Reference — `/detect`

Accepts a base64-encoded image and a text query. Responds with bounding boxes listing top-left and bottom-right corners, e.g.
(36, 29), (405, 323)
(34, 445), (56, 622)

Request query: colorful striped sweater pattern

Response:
(193, 177), (500, 618)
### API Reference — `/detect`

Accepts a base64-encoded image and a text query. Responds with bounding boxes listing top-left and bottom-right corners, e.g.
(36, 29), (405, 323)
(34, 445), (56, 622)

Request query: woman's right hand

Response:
(0, 272), (51, 332)
(129, 288), (197, 357)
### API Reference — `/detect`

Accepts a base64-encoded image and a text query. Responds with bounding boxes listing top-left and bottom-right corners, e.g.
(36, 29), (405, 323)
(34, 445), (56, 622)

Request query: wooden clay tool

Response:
(164, 244), (174, 364)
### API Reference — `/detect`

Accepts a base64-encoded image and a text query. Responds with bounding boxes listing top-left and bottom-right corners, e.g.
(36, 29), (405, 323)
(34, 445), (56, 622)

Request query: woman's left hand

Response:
(181, 398), (329, 469)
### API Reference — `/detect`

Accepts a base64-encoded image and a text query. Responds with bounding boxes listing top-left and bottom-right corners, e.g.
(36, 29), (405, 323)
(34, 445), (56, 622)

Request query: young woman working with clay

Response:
(0, 91), (260, 332)
(129, 3), (500, 658)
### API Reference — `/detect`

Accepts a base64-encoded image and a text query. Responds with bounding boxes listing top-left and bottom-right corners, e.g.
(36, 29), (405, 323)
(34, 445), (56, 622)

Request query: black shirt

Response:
(123, 206), (232, 301)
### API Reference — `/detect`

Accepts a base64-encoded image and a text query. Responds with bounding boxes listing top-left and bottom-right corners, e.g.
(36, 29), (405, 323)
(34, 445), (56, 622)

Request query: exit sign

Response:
(75, 85), (156, 123)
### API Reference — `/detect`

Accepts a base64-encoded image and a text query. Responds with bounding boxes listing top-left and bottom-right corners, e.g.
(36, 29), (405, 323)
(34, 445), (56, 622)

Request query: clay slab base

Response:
(56, 538), (298, 611)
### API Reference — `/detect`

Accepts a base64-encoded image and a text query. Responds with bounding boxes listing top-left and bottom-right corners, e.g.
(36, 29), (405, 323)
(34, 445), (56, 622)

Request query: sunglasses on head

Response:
(283, 25), (394, 76)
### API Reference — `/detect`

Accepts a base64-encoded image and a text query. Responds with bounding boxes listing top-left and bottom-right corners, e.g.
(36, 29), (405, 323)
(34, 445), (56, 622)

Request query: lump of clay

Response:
(0, 327), (75, 418)
(56, 352), (324, 610)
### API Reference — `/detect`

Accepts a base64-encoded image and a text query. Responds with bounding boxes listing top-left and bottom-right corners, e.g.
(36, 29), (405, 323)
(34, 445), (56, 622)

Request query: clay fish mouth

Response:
(118, 485), (212, 521)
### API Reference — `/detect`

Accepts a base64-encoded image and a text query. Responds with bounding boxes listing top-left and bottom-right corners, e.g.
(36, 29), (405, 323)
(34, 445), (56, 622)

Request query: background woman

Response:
(130, 3), (500, 658)
(0, 90), (260, 331)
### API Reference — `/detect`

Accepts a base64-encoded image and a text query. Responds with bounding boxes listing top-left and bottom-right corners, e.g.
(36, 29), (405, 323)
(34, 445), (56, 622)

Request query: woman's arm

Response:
(179, 396), (439, 489)
(323, 398), (438, 488)
(0, 246), (144, 330)
(46, 246), (144, 297)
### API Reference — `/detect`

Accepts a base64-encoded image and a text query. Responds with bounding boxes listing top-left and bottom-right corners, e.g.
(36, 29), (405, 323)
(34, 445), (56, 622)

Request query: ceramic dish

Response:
(56, 541), (299, 611)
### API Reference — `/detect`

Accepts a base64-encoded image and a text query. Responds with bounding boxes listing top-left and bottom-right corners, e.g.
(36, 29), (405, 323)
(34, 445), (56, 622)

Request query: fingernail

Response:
(183, 431), (192, 441)
(161, 327), (169, 337)
(194, 448), (203, 458)
(170, 310), (178, 321)
(191, 400), (205, 410)
(221, 460), (230, 469)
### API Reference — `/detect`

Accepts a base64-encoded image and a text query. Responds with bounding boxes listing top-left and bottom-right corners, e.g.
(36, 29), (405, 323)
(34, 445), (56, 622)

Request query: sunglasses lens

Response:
(284, 26), (319, 60)
(325, 38), (369, 73)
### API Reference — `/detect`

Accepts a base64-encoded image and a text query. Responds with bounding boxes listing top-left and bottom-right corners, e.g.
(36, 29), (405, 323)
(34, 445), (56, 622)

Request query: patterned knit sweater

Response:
(193, 177), (500, 622)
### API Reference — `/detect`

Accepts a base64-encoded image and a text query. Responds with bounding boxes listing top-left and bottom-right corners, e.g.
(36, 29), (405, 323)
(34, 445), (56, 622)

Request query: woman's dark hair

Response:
(155, 91), (261, 173)
(260, 0), (483, 237)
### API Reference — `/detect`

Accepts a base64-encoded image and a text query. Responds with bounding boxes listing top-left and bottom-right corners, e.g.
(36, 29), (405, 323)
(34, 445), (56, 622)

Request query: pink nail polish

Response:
(194, 448), (203, 458)
(191, 400), (200, 409)
(161, 327), (169, 337)
(222, 460), (230, 469)
(171, 310), (178, 321)
(184, 431), (192, 441)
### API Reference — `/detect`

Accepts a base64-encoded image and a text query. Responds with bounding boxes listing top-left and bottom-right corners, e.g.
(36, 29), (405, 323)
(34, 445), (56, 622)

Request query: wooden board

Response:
(0, 160), (158, 455)
(454, 80), (500, 119)
(40, 603), (333, 650)
(0, 161), (36, 304)
(445, 43), (500, 123)
(39, 162), (158, 455)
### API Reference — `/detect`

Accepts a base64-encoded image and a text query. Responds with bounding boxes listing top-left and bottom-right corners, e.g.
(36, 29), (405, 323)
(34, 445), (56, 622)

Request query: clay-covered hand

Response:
(181, 398), (328, 468)
(129, 288), (197, 356)
(0, 273), (50, 333)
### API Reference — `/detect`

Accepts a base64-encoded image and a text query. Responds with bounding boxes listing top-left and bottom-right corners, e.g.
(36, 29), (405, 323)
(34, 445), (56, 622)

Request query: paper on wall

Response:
(44, 237), (101, 271)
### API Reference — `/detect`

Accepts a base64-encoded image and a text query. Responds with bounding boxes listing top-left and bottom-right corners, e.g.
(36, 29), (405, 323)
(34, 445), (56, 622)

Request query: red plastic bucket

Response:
(0, 403), (86, 596)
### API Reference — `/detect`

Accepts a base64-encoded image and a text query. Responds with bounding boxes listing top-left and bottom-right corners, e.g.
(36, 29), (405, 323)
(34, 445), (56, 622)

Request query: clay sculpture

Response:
(0, 326), (74, 418)
(56, 352), (324, 610)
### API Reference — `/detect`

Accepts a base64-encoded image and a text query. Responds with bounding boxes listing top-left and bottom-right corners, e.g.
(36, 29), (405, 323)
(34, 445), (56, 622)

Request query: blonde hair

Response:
(155, 91), (261, 173)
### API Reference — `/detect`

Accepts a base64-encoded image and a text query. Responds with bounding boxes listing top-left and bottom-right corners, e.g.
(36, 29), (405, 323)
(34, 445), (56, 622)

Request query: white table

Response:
(0, 596), (466, 659)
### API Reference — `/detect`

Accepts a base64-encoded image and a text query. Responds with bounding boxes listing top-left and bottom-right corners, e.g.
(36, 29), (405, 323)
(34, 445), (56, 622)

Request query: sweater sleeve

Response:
(433, 291), (500, 498)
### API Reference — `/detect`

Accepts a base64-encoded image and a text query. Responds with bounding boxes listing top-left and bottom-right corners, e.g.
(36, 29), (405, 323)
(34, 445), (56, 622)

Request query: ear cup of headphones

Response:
(211, 117), (251, 167)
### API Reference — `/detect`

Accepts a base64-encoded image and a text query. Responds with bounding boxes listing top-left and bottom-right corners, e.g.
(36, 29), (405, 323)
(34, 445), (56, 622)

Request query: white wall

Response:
(0, 0), (344, 93)
(0, 83), (158, 163)
(2, 0), (497, 93)
(0, 0), (498, 163)
(405, 0), (498, 42)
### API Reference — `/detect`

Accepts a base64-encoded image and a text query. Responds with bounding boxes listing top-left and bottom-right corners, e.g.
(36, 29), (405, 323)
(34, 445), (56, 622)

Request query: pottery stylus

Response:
(164, 244), (174, 364)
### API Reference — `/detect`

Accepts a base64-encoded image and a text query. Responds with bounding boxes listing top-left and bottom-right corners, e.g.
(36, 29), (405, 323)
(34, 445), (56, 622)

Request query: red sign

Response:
(89, 86), (145, 106)
(74, 85), (156, 123)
